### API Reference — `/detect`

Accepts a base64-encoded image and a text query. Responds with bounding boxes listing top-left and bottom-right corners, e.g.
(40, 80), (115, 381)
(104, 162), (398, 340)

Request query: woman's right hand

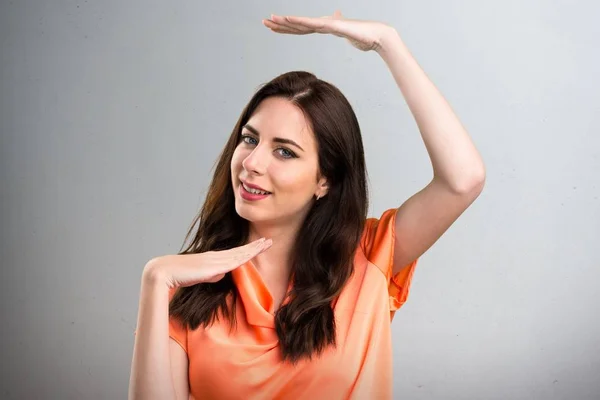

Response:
(144, 238), (273, 289)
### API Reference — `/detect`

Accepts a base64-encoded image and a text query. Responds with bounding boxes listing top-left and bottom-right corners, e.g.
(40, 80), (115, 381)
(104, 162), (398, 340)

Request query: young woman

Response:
(129, 11), (485, 400)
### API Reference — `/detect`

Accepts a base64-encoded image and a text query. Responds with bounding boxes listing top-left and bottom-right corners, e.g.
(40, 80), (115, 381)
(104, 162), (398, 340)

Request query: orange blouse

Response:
(167, 208), (418, 399)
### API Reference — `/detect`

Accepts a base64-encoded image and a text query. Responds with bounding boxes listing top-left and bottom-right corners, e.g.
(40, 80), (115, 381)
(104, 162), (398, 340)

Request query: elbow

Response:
(443, 165), (486, 196)
(457, 166), (486, 196)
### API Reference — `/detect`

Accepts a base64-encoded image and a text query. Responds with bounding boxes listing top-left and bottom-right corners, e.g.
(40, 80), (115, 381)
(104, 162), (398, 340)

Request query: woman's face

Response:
(231, 97), (328, 225)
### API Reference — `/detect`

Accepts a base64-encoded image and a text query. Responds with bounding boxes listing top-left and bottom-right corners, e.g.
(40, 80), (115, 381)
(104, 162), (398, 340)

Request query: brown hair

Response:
(169, 71), (369, 364)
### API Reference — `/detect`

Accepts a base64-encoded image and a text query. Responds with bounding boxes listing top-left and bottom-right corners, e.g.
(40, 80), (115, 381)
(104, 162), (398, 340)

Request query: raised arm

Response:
(263, 11), (485, 275)
(375, 29), (485, 274)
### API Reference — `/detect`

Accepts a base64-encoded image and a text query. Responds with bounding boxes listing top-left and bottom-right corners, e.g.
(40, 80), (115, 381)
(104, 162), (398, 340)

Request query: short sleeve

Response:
(167, 287), (188, 354)
(132, 287), (188, 354)
(361, 208), (419, 319)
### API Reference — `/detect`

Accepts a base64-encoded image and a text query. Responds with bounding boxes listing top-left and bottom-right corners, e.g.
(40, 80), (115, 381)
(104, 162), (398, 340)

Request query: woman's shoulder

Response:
(360, 208), (397, 256)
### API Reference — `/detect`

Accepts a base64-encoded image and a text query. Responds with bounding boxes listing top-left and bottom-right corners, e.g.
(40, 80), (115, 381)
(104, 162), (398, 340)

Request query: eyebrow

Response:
(242, 124), (305, 152)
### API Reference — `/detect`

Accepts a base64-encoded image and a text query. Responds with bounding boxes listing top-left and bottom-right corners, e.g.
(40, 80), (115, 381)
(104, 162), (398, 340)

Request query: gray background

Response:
(1, 0), (598, 399)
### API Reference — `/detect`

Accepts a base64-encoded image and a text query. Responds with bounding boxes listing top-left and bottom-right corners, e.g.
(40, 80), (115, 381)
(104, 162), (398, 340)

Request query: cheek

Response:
(271, 164), (317, 194)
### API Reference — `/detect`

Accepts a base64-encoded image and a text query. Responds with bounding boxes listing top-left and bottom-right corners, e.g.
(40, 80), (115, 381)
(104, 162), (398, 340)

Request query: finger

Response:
(209, 238), (272, 280)
(271, 15), (321, 34)
(282, 16), (334, 34)
(238, 239), (272, 263)
(243, 238), (269, 254)
(269, 27), (310, 35)
(263, 18), (309, 34)
(216, 239), (273, 272)
(215, 238), (265, 261)
(252, 238), (273, 255)
(264, 25), (306, 35)
(251, 237), (267, 245)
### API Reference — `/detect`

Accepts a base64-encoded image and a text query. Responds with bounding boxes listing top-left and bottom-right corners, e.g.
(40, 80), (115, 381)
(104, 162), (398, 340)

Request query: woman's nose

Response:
(242, 147), (268, 175)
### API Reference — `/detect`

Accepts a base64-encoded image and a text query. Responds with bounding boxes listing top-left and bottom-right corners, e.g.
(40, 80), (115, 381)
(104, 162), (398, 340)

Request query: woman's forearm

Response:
(129, 266), (177, 400)
(376, 29), (485, 192)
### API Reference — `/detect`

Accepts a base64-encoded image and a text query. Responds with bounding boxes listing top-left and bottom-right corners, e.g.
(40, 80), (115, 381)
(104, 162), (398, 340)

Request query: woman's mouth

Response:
(242, 182), (271, 195)
(240, 182), (271, 201)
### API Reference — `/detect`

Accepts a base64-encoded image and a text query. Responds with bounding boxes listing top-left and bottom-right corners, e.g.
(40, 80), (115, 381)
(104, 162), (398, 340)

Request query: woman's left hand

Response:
(262, 10), (395, 52)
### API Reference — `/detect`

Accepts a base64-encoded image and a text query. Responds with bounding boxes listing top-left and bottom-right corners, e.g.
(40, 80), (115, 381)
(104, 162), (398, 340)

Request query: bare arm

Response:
(128, 240), (271, 399)
(128, 265), (189, 400)
(375, 30), (485, 273)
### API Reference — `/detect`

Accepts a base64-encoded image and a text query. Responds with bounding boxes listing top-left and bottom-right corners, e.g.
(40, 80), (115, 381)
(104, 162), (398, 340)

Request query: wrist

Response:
(142, 258), (170, 288)
(375, 27), (404, 56)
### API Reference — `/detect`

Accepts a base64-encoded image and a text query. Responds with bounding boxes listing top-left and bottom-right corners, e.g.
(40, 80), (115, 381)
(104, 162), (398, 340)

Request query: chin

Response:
(235, 204), (271, 224)
(234, 195), (266, 221)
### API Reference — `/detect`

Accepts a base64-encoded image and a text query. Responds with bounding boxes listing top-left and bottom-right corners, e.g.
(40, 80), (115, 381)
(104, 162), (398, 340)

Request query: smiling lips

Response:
(239, 180), (272, 201)
(240, 180), (271, 194)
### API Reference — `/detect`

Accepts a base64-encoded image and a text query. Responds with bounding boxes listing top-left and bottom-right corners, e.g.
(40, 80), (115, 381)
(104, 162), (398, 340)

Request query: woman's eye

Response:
(242, 135), (257, 145)
(277, 148), (295, 159)
(241, 135), (296, 159)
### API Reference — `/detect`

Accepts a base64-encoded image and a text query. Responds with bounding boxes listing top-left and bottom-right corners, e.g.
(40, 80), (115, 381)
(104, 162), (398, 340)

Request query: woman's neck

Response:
(247, 218), (301, 300)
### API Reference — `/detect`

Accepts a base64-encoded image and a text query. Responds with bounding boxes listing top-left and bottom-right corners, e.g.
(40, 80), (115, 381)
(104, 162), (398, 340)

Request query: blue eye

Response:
(242, 135), (258, 145)
(240, 134), (297, 159)
(277, 148), (295, 159)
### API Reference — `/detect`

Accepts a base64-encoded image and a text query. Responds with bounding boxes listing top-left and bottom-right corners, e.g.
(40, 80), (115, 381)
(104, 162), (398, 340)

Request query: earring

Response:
(316, 194), (321, 201)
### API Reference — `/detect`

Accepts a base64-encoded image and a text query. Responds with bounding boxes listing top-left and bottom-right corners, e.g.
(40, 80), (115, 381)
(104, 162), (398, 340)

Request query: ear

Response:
(316, 176), (329, 199)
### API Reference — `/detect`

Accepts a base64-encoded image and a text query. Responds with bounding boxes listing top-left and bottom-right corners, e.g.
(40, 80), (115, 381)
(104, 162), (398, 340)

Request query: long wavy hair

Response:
(169, 71), (369, 364)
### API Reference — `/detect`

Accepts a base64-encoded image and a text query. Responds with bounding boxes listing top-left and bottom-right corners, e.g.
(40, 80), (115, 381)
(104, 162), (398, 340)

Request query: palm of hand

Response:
(263, 11), (392, 52)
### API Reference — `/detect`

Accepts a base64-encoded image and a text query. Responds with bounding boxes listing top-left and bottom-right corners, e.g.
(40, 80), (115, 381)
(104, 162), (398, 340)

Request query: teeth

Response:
(243, 183), (270, 195)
